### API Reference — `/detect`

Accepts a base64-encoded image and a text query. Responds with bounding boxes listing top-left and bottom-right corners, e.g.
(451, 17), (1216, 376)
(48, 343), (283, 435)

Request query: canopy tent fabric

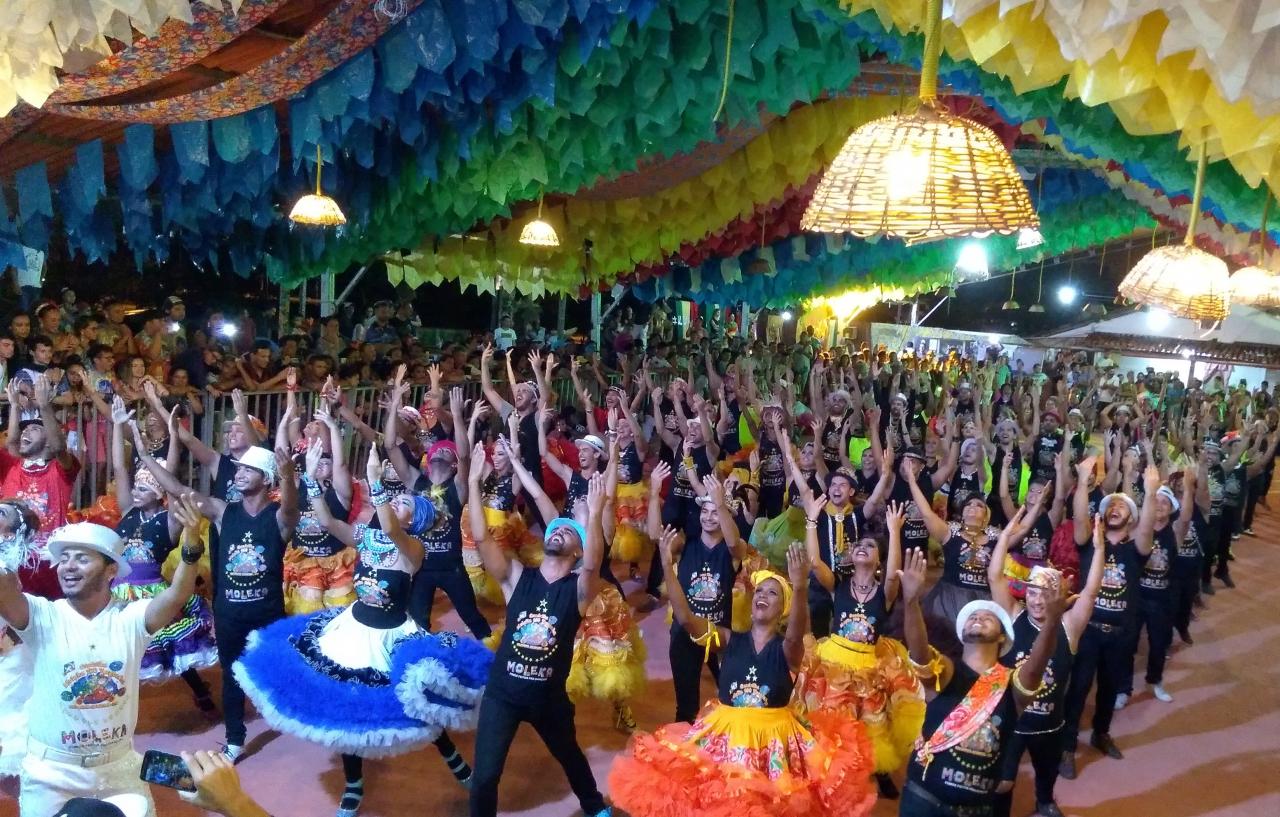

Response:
(1044, 304), (1280, 346)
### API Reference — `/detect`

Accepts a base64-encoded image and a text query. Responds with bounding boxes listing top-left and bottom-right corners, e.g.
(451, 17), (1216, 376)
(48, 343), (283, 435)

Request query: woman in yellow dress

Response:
(794, 498), (926, 799)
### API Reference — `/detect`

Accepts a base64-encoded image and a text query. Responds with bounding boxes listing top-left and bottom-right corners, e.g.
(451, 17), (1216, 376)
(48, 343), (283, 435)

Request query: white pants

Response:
(19, 750), (155, 817)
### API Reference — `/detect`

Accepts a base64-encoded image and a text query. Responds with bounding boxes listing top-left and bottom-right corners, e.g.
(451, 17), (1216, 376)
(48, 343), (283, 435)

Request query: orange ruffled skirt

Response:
(794, 635), (926, 774)
(462, 505), (542, 605)
(609, 701), (877, 817)
(567, 585), (646, 703)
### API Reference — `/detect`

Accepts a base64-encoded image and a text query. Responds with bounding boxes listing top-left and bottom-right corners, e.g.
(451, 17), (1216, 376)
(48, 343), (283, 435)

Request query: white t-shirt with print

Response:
(17, 596), (152, 753)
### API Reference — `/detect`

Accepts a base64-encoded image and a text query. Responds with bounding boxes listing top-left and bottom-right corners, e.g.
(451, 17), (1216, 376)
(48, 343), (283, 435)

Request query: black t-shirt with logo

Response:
(488, 568), (581, 704)
(716, 631), (792, 708)
(214, 501), (286, 621)
(1080, 536), (1147, 627)
(672, 536), (736, 637)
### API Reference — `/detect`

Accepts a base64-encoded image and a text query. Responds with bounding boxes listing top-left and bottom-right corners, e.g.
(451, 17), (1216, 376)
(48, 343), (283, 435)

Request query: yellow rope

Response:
(711, 0), (736, 123)
(918, 0), (943, 102)
(1184, 141), (1207, 246)
(1258, 188), (1272, 263)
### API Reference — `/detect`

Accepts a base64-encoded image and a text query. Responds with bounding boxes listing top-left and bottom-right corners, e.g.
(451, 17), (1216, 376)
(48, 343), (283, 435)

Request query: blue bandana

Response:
(408, 495), (436, 536)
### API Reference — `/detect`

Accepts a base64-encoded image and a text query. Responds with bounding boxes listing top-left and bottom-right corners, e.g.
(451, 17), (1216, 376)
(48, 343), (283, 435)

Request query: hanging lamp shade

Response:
(1017, 226), (1044, 250)
(1229, 192), (1280, 308)
(289, 145), (346, 227)
(519, 197), (560, 247)
(1117, 144), (1229, 322)
(801, 0), (1038, 243)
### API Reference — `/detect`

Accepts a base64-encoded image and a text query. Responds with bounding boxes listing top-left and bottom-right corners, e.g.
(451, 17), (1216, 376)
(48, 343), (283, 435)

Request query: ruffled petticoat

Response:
(794, 634), (925, 773)
(232, 607), (493, 758)
(567, 585), (646, 704)
(282, 546), (357, 615)
(112, 576), (217, 682)
(609, 701), (877, 817)
(613, 481), (651, 564)
(462, 505), (541, 606)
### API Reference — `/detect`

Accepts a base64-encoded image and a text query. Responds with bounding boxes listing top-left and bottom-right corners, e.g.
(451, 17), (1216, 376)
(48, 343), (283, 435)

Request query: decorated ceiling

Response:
(0, 0), (1277, 308)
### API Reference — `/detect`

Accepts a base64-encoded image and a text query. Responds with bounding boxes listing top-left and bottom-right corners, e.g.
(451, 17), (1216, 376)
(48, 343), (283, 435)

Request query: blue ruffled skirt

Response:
(232, 607), (493, 758)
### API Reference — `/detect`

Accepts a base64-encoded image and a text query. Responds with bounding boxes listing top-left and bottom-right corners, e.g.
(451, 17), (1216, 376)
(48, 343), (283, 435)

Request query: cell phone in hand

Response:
(140, 749), (196, 792)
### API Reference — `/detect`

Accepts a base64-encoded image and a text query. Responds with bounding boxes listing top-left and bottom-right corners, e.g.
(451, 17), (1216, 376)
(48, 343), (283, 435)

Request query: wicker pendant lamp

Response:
(1230, 191), (1280, 308)
(801, 0), (1038, 243)
(1118, 143), (1230, 321)
(519, 195), (560, 247)
(289, 145), (347, 226)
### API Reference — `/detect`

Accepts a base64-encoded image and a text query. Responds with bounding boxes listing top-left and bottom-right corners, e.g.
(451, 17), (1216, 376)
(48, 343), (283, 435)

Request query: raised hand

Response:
(481, 344), (494, 367)
(231, 388), (248, 419)
(1076, 454), (1097, 479)
(897, 546), (929, 605)
(472, 399), (491, 425)
(786, 542), (811, 588)
(587, 472), (607, 513)
(304, 438), (323, 479)
(802, 490), (828, 521)
(286, 367), (297, 390)
(469, 441), (487, 482)
(886, 500), (906, 531)
(110, 396), (134, 426)
(657, 525), (680, 569)
(650, 460), (672, 492)
(32, 373), (51, 407)
(273, 445), (293, 478)
(700, 473), (723, 503)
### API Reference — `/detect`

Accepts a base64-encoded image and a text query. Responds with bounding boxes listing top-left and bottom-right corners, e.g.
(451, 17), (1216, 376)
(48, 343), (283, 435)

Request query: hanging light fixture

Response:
(801, 0), (1038, 242)
(955, 241), (989, 281)
(290, 145), (346, 226)
(1027, 257), (1046, 312)
(1118, 143), (1230, 321)
(1002, 266), (1020, 310)
(519, 195), (560, 247)
(1230, 189), (1280, 308)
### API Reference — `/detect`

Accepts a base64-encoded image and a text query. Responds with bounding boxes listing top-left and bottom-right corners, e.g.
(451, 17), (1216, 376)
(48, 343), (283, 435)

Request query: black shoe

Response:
(1058, 751), (1077, 780)
(1217, 573), (1236, 589)
(1201, 581), (1216, 596)
(1036, 802), (1066, 817)
(875, 773), (900, 800)
(336, 780), (364, 817)
(1091, 733), (1124, 759)
(1177, 627), (1193, 645)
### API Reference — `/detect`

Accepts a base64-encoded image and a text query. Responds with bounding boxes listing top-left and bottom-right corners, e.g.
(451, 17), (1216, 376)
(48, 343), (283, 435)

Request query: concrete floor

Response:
(5, 506), (1279, 817)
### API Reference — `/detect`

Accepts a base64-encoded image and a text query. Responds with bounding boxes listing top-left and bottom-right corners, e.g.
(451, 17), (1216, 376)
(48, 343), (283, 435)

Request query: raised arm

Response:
(883, 500), (904, 607)
(987, 506), (1027, 614)
(144, 494), (208, 635)
(273, 445), (301, 539)
(448, 386), (470, 500)
(646, 460), (672, 542)
(1011, 582), (1065, 713)
(133, 421), (224, 520)
(468, 443), (517, 596)
(538, 405), (573, 484)
(382, 366), (422, 489)
(1072, 455), (1097, 545)
(1132, 464), (1161, 555)
(782, 544), (811, 670)
(313, 406), (352, 507)
(803, 490), (834, 592)
(32, 375), (72, 468)
(1063, 517), (1106, 642)
(231, 389), (263, 447)
(4, 381), (20, 457)
(503, 419), (559, 526)
(703, 473), (746, 561)
(479, 344), (512, 415)
(301, 442), (355, 546)
(997, 451), (1018, 522)
(577, 475), (608, 613)
(906, 463), (950, 543)
(899, 548), (950, 695)
(111, 397), (137, 512)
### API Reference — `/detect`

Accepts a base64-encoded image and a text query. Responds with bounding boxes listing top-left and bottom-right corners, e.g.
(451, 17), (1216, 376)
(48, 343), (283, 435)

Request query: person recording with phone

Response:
(0, 503), (207, 817)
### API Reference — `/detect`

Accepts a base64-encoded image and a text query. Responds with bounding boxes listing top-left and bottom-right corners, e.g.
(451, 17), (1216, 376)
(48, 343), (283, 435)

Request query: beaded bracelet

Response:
(370, 490), (392, 508)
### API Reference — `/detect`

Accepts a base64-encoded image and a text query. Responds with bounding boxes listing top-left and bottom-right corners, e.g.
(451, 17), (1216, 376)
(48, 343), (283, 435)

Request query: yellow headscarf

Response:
(750, 570), (792, 617)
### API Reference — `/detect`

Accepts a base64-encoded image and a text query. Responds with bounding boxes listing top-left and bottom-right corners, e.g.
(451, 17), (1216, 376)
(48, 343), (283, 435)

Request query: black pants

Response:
(1213, 507), (1240, 579)
(1200, 521), (1222, 585)
(996, 728), (1064, 813)
(1243, 475), (1266, 531)
(214, 613), (277, 746)
(410, 564), (492, 638)
(900, 781), (996, 817)
(1119, 594), (1174, 692)
(809, 591), (834, 639)
(469, 691), (605, 817)
(1172, 568), (1199, 635)
(670, 627), (722, 723)
(1063, 621), (1133, 749)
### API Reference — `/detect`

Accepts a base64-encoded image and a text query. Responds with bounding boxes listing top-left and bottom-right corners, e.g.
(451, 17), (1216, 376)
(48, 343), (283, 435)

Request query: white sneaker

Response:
(1151, 684), (1173, 702)
(221, 743), (244, 764)
(1114, 692), (1129, 710)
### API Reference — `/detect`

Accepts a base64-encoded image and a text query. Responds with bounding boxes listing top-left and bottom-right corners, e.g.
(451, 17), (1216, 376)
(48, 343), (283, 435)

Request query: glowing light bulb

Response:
(1057, 285), (1078, 305)
(883, 146), (930, 202)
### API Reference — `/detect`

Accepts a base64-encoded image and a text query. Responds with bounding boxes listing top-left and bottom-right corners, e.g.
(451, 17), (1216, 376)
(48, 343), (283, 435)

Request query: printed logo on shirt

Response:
(1097, 554), (1128, 612)
(1022, 533), (1047, 562)
(121, 535), (153, 565)
(225, 533), (268, 602)
(354, 574), (391, 608)
(728, 665), (770, 708)
(507, 599), (558, 682)
(836, 611), (876, 644)
(1140, 547), (1170, 590)
(957, 716), (1001, 757)
(687, 565), (723, 612)
(61, 661), (127, 709)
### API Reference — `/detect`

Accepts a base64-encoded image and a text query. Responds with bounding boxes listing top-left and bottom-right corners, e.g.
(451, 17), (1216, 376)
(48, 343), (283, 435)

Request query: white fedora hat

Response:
(47, 522), (131, 579)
